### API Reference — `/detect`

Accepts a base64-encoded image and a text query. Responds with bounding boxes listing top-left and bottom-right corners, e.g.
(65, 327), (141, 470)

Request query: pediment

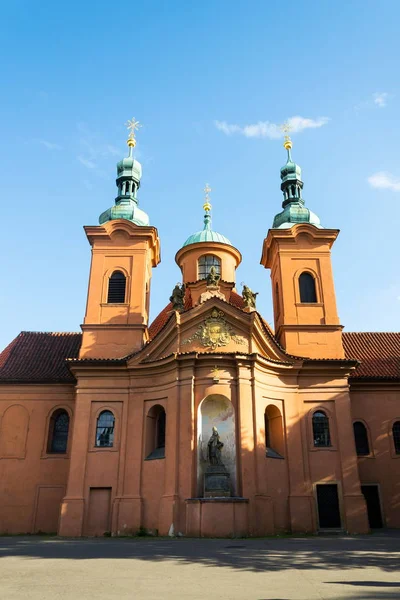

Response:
(128, 298), (295, 367)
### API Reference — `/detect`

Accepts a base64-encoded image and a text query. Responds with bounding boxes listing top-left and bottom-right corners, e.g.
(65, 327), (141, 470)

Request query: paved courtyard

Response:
(0, 532), (399, 600)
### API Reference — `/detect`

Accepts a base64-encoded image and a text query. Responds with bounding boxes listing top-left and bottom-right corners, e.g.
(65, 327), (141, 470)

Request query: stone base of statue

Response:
(204, 464), (231, 498)
(243, 305), (256, 313)
(199, 285), (225, 305)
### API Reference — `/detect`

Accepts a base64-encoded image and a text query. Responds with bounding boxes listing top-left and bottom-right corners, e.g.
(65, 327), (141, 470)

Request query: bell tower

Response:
(79, 119), (160, 359)
(260, 133), (344, 359)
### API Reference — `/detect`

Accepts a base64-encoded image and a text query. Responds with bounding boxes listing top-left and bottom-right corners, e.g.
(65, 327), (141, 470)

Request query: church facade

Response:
(0, 127), (399, 537)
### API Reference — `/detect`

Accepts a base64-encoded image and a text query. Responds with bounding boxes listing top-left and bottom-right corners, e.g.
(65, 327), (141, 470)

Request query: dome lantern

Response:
(272, 127), (322, 229)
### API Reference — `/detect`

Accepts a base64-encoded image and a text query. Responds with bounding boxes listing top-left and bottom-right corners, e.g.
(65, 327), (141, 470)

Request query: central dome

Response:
(182, 210), (232, 247)
(182, 228), (232, 247)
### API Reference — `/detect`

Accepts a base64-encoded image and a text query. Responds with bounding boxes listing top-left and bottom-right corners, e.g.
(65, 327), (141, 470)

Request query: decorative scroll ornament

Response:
(183, 309), (246, 350)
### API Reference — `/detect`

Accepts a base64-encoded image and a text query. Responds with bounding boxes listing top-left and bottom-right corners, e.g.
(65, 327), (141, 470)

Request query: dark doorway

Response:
(361, 485), (383, 528)
(316, 484), (341, 528)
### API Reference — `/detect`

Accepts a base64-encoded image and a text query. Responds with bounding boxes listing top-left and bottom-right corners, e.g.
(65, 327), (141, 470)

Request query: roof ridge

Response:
(343, 331), (400, 335)
(19, 331), (81, 336)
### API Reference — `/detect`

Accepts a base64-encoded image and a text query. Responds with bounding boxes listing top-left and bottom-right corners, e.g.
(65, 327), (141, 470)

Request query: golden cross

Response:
(203, 183), (212, 212)
(280, 121), (292, 137)
(126, 117), (142, 138)
(280, 121), (293, 150)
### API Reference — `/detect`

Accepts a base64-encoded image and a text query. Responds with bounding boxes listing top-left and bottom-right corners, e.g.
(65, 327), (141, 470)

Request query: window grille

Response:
(48, 410), (69, 453)
(353, 421), (370, 455)
(312, 411), (331, 447)
(107, 271), (126, 303)
(299, 272), (317, 303)
(96, 410), (115, 447)
(198, 255), (221, 280)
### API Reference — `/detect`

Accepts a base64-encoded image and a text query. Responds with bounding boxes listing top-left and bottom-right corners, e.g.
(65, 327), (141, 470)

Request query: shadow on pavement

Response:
(0, 533), (399, 575)
(328, 581), (400, 587)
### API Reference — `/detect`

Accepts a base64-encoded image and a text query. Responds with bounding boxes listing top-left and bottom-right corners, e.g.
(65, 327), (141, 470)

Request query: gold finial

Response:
(280, 121), (293, 150)
(203, 183), (212, 212)
(126, 117), (142, 148)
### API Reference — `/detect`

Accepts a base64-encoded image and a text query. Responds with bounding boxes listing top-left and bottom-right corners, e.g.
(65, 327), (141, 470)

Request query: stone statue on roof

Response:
(170, 283), (186, 311)
(242, 284), (258, 309)
(206, 266), (220, 287)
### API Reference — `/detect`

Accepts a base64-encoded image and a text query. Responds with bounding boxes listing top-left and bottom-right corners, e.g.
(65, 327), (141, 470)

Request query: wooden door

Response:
(86, 487), (111, 536)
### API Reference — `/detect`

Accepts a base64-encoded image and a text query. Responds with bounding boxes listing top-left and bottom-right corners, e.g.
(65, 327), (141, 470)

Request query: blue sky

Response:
(0, 0), (399, 350)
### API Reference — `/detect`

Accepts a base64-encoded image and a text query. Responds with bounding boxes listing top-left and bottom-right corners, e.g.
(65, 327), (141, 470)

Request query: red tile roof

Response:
(343, 332), (400, 380)
(148, 289), (193, 340)
(0, 328), (398, 383)
(0, 332), (81, 383)
(229, 290), (246, 309)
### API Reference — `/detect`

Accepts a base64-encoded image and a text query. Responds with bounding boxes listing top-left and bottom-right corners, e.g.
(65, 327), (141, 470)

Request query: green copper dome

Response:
(272, 204), (321, 228)
(99, 138), (150, 227)
(272, 139), (323, 229)
(182, 212), (232, 247)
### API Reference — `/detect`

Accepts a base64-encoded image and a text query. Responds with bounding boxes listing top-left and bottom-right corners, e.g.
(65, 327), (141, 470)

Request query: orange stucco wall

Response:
(0, 384), (74, 534)
(0, 220), (397, 538)
(350, 383), (400, 528)
(1, 360), (399, 536)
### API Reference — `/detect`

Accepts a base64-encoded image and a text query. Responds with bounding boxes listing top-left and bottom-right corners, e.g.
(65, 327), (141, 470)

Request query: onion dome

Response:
(182, 184), (232, 247)
(99, 118), (150, 226)
(272, 135), (322, 229)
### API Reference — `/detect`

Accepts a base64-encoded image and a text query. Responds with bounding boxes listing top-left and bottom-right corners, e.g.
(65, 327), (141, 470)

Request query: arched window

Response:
(95, 410), (115, 447)
(312, 411), (331, 447)
(47, 409), (70, 454)
(264, 405), (284, 458)
(353, 421), (370, 455)
(393, 421), (400, 454)
(107, 270), (126, 304)
(145, 405), (166, 459)
(299, 272), (317, 303)
(198, 255), (221, 280)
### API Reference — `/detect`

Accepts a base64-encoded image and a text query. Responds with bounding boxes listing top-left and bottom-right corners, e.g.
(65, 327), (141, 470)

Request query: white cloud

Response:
(77, 156), (97, 169)
(215, 115), (330, 139)
(373, 92), (389, 108)
(367, 171), (400, 192)
(355, 92), (391, 112)
(37, 139), (61, 150)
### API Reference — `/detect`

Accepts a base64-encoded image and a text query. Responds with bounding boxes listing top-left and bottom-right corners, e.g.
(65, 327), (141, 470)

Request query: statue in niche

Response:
(206, 266), (220, 287)
(242, 284), (258, 309)
(208, 426), (224, 466)
(169, 283), (186, 311)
